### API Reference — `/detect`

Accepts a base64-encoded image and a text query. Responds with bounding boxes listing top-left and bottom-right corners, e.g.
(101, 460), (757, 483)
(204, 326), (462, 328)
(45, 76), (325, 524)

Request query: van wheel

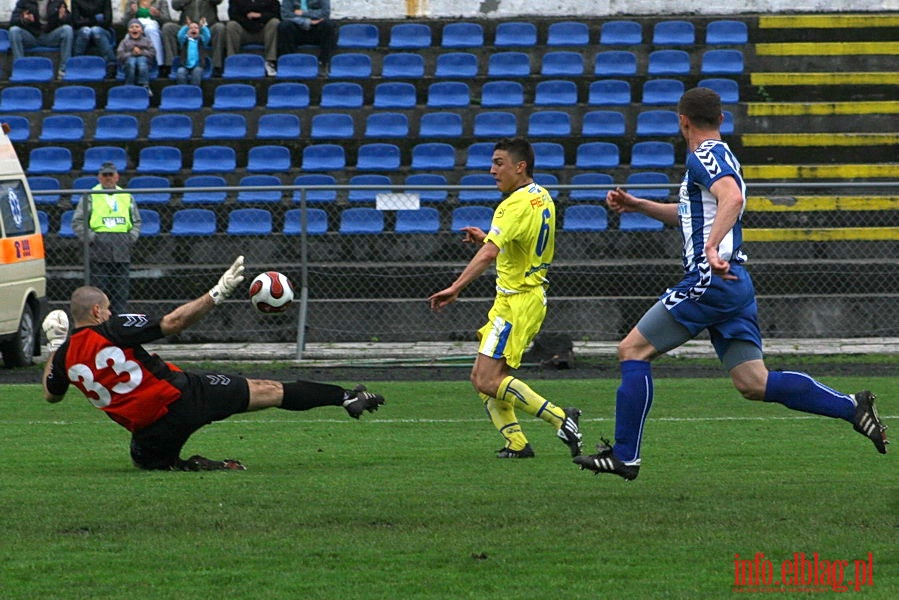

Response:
(1, 303), (37, 368)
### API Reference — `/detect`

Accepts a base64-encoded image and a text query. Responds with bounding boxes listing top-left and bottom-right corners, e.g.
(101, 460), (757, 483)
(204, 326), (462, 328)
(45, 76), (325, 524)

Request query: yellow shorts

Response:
(477, 288), (547, 369)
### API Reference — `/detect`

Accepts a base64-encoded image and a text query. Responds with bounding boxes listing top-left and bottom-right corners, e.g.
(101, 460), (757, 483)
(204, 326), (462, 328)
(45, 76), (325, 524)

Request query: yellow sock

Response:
(498, 376), (566, 429)
(481, 392), (528, 450)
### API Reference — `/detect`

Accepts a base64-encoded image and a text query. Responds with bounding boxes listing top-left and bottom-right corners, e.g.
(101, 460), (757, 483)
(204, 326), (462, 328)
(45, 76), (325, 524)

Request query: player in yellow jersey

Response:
(429, 137), (582, 459)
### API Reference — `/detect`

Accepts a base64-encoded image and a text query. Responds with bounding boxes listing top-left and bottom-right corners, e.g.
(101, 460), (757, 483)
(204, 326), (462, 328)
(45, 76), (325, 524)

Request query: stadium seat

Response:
(301, 144), (346, 171)
(37, 209), (50, 235)
(356, 143), (401, 171)
(3, 116), (30, 142)
(28, 176), (62, 205)
(636, 110), (680, 136)
(641, 78), (685, 105)
(105, 85), (150, 112)
(394, 207), (441, 234)
(648, 50), (691, 75)
(451, 206), (493, 232)
(722, 110), (735, 135)
(338, 23), (379, 48)
(171, 208), (217, 236)
(626, 172), (672, 201)
(136, 145), (182, 174)
(404, 173), (448, 203)
(348, 174), (392, 203)
(227, 208), (274, 236)
(426, 81), (470, 108)
(1, 86), (42, 112)
(705, 20), (749, 45)
(494, 22), (537, 47)
(266, 82), (310, 109)
(192, 145), (236, 174)
(167, 55), (211, 80)
(148, 113), (193, 140)
(247, 145), (291, 173)
(570, 172), (614, 202)
(223, 53), (265, 79)
(698, 78), (740, 103)
(411, 143), (455, 170)
(594, 51), (637, 76)
(364, 112), (409, 138)
(213, 83), (256, 110)
(701, 50), (745, 75)
(435, 52), (479, 78)
(541, 51), (584, 76)
(202, 113), (247, 139)
(257, 113), (301, 139)
(127, 175), (172, 205)
(563, 204), (608, 232)
(373, 82), (417, 109)
(575, 142), (620, 169)
(72, 175), (98, 192)
(419, 112), (463, 138)
(465, 142), (495, 170)
(38, 115), (84, 142)
(534, 172), (559, 188)
(458, 173), (501, 203)
(320, 82), (363, 108)
(630, 141), (675, 168)
(292, 174), (337, 203)
(533, 142), (565, 169)
(339, 207), (384, 234)
(388, 23), (431, 49)
(527, 111), (571, 137)
(82, 146), (127, 173)
(62, 55), (106, 81)
(473, 111), (517, 138)
(329, 53), (372, 78)
(159, 84), (203, 111)
(441, 22), (483, 48)
(276, 53), (318, 79)
(582, 110), (626, 137)
(620, 212), (665, 231)
(481, 81), (524, 107)
(534, 79), (578, 106)
(10, 57), (54, 82)
(138, 209), (161, 236)
(59, 210), (76, 237)
(547, 21), (589, 46)
(0, 29), (8, 53)
(51, 85), (96, 111)
(182, 175), (227, 204)
(283, 207), (328, 235)
(311, 113), (355, 139)
(94, 114), (139, 141)
(600, 20), (642, 45)
(588, 79), (632, 106)
(652, 20), (695, 46)
(486, 52), (530, 77)
(381, 52), (425, 79)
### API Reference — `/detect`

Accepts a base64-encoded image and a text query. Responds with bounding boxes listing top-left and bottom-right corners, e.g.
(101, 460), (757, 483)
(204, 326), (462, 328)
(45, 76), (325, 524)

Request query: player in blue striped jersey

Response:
(575, 87), (887, 480)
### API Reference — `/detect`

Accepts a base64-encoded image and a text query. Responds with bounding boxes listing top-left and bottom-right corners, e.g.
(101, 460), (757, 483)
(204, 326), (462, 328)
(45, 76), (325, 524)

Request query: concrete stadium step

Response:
(755, 13), (899, 43)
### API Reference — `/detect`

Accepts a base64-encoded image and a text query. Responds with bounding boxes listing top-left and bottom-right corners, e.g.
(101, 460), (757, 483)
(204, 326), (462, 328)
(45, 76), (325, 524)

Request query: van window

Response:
(0, 179), (36, 238)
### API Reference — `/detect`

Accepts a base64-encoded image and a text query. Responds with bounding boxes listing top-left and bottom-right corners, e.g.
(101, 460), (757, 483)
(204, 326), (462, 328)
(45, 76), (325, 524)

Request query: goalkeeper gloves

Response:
(209, 255), (245, 305)
(42, 310), (69, 353)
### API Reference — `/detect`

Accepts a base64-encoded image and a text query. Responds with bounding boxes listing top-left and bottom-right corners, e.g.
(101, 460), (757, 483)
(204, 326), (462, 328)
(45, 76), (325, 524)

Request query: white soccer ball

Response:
(249, 271), (294, 314)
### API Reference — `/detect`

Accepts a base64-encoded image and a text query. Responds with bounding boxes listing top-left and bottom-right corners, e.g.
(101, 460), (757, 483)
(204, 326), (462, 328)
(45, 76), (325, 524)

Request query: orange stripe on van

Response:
(0, 232), (45, 264)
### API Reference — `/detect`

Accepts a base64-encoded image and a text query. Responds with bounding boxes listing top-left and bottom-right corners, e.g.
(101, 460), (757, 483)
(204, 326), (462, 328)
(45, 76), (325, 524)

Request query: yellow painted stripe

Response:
(756, 41), (899, 55)
(759, 14), (899, 28)
(741, 133), (899, 147)
(747, 196), (899, 212)
(747, 101), (899, 116)
(751, 72), (898, 86)
(743, 164), (899, 180)
(744, 228), (899, 242)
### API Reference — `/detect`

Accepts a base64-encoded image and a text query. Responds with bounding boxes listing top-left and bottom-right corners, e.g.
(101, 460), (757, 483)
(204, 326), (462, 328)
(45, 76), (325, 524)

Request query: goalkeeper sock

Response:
(497, 375), (566, 429)
(612, 360), (653, 465)
(764, 371), (855, 421)
(281, 380), (347, 411)
(481, 392), (528, 451)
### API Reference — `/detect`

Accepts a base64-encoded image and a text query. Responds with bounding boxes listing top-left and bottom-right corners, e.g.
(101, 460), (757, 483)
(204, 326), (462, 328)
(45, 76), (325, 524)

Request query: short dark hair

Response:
(677, 87), (722, 129)
(494, 137), (535, 177)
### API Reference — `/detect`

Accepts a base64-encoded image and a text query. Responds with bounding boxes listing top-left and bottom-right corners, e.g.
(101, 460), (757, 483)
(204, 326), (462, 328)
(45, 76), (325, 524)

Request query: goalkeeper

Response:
(41, 256), (385, 471)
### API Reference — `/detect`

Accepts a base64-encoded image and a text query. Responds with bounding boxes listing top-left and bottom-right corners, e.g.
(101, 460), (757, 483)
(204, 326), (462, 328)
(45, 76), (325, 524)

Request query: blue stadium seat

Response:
(364, 112), (409, 138)
(283, 208), (328, 235)
(257, 113), (301, 139)
(182, 175), (227, 204)
(356, 143), (401, 171)
(464, 142), (495, 170)
(547, 21), (589, 46)
(426, 81), (470, 108)
(642, 78), (685, 105)
(302, 144), (346, 171)
(705, 20), (748, 45)
(223, 53), (265, 79)
(527, 111), (571, 137)
(373, 82), (417, 109)
(594, 51), (637, 76)
(10, 57), (53, 82)
(3, 116), (30, 142)
(473, 111), (517, 138)
(630, 141), (675, 168)
(588, 79), (632, 106)
(237, 175), (282, 203)
(37, 209), (50, 234)
(722, 110), (735, 135)
(441, 22), (483, 48)
(698, 78), (740, 103)
(563, 204), (608, 232)
(138, 209), (161, 236)
(51, 85), (95, 111)
(570, 172), (614, 202)
(276, 53), (318, 79)
(82, 146), (127, 172)
(348, 174), (392, 202)
(411, 143), (455, 170)
(575, 142), (620, 169)
(266, 82), (310, 109)
(534, 79), (578, 106)
(600, 20), (642, 45)
(136, 145), (182, 174)
(636, 110), (680, 136)
(167, 55), (211, 80)
(59, 210), (76, 237)
(320, 82), (363, 108)
(381, 52), (425, 79)
(128, 175), (172, 205)
(105, 85), (149, 112)
(1, 86), (42, 112)
(534, 172), (559, 188)
(338, 23), (379, 48)
(28, 176), (62, 205)
(247, 145), (291, 173)
(395, 207), (441, 234)
(311, 113), (355, 139)
(213, 83), (256, 110)
(620, 212), (665, 231)
(202, 113), (247, 139)
(435, 52), (479, 78)
(159, 84), (203, 111)
(626, 172), (672, 201)
(701, 50), (744, 75)
(652, 20), (695, 46)
(648, 50), (691, 76)
(533, 142), (565, 169)
(458, 173), (501, 203)
(419, 112), (463, 138)
(388, 23), (431, 49)
(451, 205), (493, 232)
(192, 145), (236, 173)
(486, 52), (530, 77)
(94, 114), (139, 141)
(62, 55), (106, 81)
(541, 51), (584, 76)
(494, 22), (537, 47)
(404, 174), (448, 203)
(292, 174), (337, 203)
(329, 52), (372, 78)
(339, 207), (384, 234)
(39, 115), (84, 142)
(481, 80), (524, 107)
(582, 110), (626, 137)
(72, 175), (98, 192)
(0, 29), (8, 53)
(171, 208), (217, 236)
(148, 113), (193, 140)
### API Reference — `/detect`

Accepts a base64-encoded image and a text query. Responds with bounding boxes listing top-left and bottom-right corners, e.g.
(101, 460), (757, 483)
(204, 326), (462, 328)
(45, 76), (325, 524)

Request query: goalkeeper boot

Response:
(343, 384), (385, 419)
(496, 443), (535, 458)
(573, 438), (639, 480)
(557, 406), (583, 457)
(853, 390), (888, 454)
(178, 455), (247, 471)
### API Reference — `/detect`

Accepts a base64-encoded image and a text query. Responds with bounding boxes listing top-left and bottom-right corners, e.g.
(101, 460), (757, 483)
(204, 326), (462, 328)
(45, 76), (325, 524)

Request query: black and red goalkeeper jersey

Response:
(46, 314), (183, 432)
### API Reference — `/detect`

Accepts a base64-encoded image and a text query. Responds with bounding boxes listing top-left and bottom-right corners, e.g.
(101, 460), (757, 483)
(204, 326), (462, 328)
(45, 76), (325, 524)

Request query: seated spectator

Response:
(123, 0), (171, 71)
(277, 0), (335, 76)
(72, 0), (116, 76)
(176, 18), (211, 85)
(161, 0), (227, 78)
(9, 0), (74, 79)
(226, 0), (280, 76)
(117, 18), (156, 92)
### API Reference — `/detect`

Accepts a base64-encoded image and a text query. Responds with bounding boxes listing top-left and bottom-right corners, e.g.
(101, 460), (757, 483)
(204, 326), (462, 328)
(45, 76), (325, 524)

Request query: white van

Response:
(0, 123), (47, 367)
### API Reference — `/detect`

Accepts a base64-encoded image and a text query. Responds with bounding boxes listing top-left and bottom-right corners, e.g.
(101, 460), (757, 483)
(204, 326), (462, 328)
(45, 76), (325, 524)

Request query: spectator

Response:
(161, 0), (227, 78)
(123, 0), (171, 71)
(71, 0), (116, 77)
(226, 0), (280, 76)
(277, 0), (335, 76)
(9, 0), (74, 79)
(175, 18), (211, 85)
(116, 18), (157, 91)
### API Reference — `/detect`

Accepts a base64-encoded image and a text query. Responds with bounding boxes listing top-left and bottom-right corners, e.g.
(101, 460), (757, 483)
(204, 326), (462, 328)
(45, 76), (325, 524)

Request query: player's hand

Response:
(606, 187), (637, 213)
(428, 288), (458, 312)
(209, 255), (245, 304)
(705, 246), (737, 281)
(42, 310), (69, 353)
(460, 226), (486, 244)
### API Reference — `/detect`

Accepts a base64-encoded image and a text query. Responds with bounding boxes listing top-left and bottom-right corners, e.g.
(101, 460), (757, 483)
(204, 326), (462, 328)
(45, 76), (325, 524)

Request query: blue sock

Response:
(613, 360), (653, 464)
(764, 371), (855, 421)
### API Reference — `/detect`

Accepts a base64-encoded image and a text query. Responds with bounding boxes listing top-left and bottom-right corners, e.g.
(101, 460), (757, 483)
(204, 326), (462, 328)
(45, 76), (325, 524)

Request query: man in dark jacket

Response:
(277, 0), (335, 75)
(225, 0), (280, 76)
(161, 0), (226, 77)
(9, 0), (74, 78)
(71, 0), (116, 71)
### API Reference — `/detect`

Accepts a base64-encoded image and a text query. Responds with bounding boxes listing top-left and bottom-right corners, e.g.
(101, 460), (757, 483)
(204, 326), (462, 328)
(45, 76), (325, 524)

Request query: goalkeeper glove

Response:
(209, 255), (245, 305)
(42, 310), (69, 353)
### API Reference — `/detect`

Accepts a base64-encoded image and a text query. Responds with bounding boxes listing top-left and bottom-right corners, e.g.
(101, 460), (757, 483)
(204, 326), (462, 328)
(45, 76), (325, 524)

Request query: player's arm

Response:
(606, 187), (679, 226)
(428, 242), (500, 311)
(160, 256), (245, 336)
(704, 175), (744, 279)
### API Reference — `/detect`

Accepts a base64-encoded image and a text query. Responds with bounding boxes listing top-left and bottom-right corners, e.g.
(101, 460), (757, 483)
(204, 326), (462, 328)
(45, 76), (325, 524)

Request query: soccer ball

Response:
(249, 271), (294, 314)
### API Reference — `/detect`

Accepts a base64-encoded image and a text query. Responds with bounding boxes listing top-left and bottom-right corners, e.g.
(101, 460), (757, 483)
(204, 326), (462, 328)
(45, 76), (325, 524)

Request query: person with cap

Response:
(72, 162), (142, 315)
(116, 17), (157, 91)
